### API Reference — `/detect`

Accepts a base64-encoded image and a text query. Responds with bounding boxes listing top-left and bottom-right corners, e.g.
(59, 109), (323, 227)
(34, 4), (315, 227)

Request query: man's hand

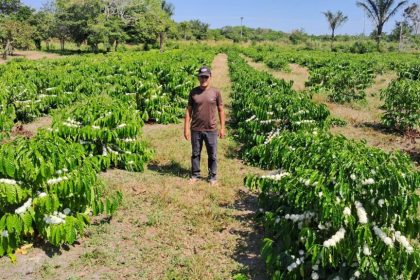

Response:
(184, 106), (192, 141)
(184, 129), (191, 141)
(219, 128), (225, 139)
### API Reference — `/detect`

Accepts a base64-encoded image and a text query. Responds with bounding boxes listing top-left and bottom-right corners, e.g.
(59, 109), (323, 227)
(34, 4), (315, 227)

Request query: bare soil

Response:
(10, 117), (52, 139)
(0, 51), (62, 64)
(0, 54), (267, 280)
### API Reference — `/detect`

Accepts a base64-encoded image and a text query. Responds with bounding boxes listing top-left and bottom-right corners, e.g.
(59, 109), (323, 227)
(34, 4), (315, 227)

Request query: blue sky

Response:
(22, 0), (414, 35)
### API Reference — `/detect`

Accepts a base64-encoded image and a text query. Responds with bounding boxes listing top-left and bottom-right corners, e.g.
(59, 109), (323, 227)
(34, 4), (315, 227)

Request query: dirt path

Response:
(0, 51), (62, 64)
(242, 55), (309, 91)
(0, 54), (267, 280)
(9, 117), (52, 139)
(243, 55), (419, 165)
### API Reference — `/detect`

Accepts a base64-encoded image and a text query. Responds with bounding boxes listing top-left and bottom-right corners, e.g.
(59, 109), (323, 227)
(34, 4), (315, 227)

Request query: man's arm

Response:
(218, 105), (226, 139)
(184, 106), (192, 140)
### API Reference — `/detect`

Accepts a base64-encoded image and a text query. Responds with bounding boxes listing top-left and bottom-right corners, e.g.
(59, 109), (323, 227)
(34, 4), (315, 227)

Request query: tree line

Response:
(1, 0), (420, 58)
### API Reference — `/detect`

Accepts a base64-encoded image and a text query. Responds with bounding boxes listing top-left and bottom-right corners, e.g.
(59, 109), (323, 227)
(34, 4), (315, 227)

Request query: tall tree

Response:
(403, 3), (420, 35)
(159, 0), (174, 52)
(0, 0), (21, 15)
(323, 10), (348, 49)
(29, 11), (54, 50)
(54, 0), (103, 50)
(0, 17), (33, 59)
(188, 19), (209, 40)
(178, 21), (191, 40)
(357, 0), (408, 50)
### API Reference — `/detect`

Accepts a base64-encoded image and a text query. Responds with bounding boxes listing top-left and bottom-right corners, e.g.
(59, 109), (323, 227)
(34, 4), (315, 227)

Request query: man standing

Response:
(184, 66), (225, 185)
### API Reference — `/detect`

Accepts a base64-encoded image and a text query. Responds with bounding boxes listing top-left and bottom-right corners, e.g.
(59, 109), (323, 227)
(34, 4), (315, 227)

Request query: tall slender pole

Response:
(240, 17), (244, 38)
(399, 23), (403, 51)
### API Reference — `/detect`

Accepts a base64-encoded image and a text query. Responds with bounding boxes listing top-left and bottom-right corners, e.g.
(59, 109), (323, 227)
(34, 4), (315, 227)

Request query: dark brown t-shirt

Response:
(188, 86), (223, 131)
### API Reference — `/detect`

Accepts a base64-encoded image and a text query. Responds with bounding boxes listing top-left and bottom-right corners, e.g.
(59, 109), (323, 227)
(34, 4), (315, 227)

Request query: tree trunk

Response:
(2, 39), (11, 60)
(34, 39), (42, 50)
(60, 38), (65, 51)
(45, 39), (50, 50)
(115, 40), (119, 51)
(159, 32), (164, 53)
(331, 29), (335, 50)
(92, 43), (98, 53)
(376, 25), (383, 51)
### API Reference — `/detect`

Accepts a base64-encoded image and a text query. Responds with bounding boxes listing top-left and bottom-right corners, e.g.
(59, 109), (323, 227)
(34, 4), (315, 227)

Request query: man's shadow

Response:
(147, 160), (190, 178)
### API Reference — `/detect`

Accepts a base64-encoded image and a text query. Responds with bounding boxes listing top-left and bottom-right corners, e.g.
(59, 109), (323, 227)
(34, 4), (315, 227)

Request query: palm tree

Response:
(159, 0), (174, 52)
(356, 0), (408, 50)
(161, 0), (174, 17)
(323, 10), (348, 49)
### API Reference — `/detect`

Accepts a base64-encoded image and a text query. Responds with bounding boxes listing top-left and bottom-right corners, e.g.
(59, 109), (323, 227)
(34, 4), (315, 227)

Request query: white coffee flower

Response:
(355, 201), (368, 224)
(362, 178), (375, 185)
(323, 227), (346, 248)
(38, 192), (47, 198)
(47, 176), (69, 186)
(373, 226), (394, 247)
(15, 198), (32, 214)
(343, 207), (351, 216)
(394, 231), (414, 254)
(363, 244), (371, 256)
(0, 179), (18, 185)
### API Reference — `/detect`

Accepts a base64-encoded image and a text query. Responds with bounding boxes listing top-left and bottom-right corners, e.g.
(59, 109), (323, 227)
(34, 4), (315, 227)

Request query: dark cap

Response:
(198, 66), (211, 77)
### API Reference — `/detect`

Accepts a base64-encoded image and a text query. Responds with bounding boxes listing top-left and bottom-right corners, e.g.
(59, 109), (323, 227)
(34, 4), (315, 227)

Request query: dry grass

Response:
(0, 54), (267, 280)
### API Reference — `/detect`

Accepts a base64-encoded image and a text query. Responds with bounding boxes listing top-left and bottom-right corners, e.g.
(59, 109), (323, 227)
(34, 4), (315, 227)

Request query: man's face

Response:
(198, 75), (211, 87)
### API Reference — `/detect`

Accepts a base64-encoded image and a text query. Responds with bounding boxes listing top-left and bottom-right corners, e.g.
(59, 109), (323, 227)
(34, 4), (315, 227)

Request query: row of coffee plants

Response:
(0, 98), (15, 141)
(241, 47), (290, 72)
(0, 48), (214, 137)
(50, 95), (154, 172)
(0, 94), (156, 260)
(304, 61), (375, 103)
(381, 64), (420, 132)
(227, 51), (330, 153)
(241, 46), (420, 104)
(241, 47), (376, 103)
(0, 132), (122, 260)
(380, 79), (419, 132)
(227, 50), (419, 279)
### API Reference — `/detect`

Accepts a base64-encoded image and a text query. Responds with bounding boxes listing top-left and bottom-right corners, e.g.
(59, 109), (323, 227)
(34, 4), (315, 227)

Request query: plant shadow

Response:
(359, 121), (402, 136)
(30, 238), (78, 258)
(31, 214), (113, 258)
(147, 160), (191, 178)
(230, 189), (268, 280)
(44, 49), (108, 56)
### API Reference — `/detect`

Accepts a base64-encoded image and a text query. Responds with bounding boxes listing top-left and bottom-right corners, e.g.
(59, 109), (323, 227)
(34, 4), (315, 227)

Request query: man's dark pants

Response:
(191, 130), (218, 181)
